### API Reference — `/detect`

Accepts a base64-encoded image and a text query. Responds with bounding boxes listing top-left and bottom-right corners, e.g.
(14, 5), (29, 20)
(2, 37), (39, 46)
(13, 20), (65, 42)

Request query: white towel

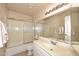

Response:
(0, 21), (8, 47)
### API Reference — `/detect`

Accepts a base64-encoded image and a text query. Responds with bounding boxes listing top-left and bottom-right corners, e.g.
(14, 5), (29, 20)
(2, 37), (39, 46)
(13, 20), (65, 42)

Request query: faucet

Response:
(50, 41), (57, 45)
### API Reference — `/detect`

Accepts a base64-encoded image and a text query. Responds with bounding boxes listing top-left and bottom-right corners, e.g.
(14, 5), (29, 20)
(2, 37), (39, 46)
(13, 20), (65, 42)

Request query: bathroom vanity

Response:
(33, 36), (78, 56)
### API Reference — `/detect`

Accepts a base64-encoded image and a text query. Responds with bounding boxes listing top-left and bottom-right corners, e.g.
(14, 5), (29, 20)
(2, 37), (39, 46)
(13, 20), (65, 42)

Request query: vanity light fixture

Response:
(45, 3), (69, 15)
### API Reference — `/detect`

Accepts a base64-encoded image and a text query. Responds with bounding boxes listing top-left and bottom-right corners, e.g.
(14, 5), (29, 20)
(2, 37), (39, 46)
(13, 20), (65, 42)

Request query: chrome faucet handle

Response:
(50, 41), (57, 45)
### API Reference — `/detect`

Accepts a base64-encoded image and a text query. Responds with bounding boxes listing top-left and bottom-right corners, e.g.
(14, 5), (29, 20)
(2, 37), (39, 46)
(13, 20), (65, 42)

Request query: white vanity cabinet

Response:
(33, 43), (51, 56)
(33, 37), (78, 56)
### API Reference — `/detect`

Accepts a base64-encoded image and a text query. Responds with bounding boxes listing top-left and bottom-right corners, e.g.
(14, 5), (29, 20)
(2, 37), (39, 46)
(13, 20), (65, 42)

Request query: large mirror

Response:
(35, 4), (79, 45)
(34, 5), (75, 44)
(39, 8), (71, 43)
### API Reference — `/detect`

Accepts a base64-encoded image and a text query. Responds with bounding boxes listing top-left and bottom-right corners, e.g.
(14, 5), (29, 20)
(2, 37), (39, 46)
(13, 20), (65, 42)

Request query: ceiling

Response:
(6, 3), (58, 17)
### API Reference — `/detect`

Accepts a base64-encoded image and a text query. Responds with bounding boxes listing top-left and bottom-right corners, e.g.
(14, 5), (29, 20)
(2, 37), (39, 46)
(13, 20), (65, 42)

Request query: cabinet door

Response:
(23, 22), (34, 43)
(7, 20), (23, 48)
(33, 44), (50, 56)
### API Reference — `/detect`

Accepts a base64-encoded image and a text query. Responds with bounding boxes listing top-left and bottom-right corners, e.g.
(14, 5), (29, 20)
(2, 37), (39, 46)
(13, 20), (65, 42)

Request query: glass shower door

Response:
(23, 22), (34, 43)
(7, 20), (24, 48)
(7, 19), (34, 48)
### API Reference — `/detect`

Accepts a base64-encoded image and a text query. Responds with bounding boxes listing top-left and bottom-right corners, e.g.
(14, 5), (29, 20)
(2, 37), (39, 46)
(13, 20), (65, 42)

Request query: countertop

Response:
(34, 40), (78, 56)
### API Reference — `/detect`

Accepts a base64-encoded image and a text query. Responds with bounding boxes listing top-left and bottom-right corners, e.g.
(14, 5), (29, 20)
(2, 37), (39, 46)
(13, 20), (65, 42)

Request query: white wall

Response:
(0, 3), (8, 56)
(0, 4), (8, 19)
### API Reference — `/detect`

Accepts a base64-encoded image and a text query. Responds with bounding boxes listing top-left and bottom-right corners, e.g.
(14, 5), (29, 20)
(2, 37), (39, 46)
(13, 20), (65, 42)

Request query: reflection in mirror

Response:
(35, 5), (79, 45)
(34, 21), (44, 39)
(40, 8), (71, 43)
(65, 15), (71, 43)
